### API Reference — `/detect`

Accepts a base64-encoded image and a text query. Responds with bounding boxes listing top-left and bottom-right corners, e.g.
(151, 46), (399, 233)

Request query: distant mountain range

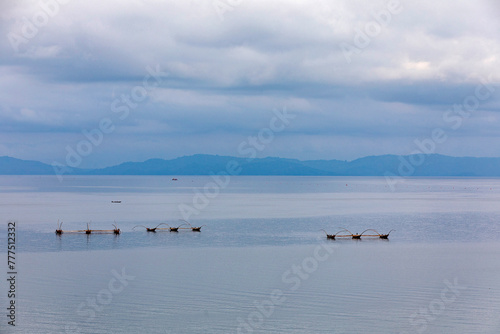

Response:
(1, 154), (500, 176)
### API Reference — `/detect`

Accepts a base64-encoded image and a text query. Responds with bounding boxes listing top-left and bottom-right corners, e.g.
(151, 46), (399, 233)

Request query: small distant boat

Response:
(111, 200), (121, 203)
(172, 178), (178, 181)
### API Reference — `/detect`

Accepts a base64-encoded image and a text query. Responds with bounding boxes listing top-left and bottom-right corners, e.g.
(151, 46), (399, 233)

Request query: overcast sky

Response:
(1, 0), (499, 168)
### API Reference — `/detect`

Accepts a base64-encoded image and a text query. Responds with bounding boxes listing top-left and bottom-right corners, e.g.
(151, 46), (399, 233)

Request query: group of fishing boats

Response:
(54, 220), (204, 235)
(321, 228), (394, 240)
(55, 220), (393, 240)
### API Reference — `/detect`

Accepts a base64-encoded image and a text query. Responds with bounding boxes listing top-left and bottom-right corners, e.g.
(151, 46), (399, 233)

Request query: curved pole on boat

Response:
(380, 229), (395, 237)
(320, 229), (337, 239)
(180, 219), (205, 230)
(360, 229), (380, 236)
(179, 219), (192, 227)
(112, 221), (121, 234)
(338, 227), (354, 236)
(56, 220), (63, 234)
(133, 224), (163, 232)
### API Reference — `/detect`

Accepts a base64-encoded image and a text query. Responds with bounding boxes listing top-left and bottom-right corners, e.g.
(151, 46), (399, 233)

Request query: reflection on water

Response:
(1, 176), (500, 333)
(6, 243), (500, 334)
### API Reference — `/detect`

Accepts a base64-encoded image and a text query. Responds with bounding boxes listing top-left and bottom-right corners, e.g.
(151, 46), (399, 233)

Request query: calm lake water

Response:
(1, 175), (500, 333)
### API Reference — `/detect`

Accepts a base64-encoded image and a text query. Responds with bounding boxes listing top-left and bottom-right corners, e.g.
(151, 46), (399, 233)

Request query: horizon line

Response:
(3, 152), (500, 170)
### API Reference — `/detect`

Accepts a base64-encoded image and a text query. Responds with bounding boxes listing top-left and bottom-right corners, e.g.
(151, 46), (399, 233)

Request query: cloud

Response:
(0, 0), (499, 167)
